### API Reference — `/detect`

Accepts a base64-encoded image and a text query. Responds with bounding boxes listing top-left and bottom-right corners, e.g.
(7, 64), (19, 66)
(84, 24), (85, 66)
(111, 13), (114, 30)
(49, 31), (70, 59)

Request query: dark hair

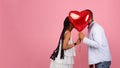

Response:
(50, 16), (70, 60)
(86, 9), (93, 21)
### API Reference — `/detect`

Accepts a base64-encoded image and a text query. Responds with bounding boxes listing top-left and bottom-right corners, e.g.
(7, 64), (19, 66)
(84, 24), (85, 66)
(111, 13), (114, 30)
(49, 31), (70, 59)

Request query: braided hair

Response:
(50, 16), (71, 60)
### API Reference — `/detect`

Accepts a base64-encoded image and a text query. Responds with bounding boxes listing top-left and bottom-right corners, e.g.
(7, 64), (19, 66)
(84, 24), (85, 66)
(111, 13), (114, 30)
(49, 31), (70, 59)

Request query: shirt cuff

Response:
(83, 37), (88, 44)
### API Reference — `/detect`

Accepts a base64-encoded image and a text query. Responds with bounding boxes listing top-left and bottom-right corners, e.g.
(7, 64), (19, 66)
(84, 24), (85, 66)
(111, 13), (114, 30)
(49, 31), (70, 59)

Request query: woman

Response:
(50, 16), (80, 68)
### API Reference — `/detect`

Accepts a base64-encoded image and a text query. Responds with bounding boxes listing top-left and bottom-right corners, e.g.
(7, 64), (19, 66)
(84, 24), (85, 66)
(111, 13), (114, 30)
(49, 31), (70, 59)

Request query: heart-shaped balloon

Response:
(68, 10), (91, 32)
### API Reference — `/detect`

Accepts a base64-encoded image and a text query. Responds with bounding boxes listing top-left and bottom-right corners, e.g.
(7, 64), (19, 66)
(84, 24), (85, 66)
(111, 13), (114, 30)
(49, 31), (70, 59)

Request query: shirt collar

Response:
(88, 21), (95, 29)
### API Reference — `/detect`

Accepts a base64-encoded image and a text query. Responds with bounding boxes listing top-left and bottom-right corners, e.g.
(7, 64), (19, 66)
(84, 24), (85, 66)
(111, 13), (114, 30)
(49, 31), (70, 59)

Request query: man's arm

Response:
(79, 28), (103, 48)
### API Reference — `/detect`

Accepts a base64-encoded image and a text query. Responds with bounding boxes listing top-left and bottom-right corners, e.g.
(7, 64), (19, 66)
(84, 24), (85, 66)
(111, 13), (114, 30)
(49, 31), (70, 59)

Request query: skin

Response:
(63, 23), (81, 50)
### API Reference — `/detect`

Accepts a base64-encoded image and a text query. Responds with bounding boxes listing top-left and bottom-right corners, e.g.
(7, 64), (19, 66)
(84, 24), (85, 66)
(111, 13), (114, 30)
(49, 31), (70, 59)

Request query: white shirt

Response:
(83, 21), (112, 65)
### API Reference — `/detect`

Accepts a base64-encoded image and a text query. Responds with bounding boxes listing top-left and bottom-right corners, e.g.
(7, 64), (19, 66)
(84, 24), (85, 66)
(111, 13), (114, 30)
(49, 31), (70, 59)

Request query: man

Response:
(79, 9), (112, 68)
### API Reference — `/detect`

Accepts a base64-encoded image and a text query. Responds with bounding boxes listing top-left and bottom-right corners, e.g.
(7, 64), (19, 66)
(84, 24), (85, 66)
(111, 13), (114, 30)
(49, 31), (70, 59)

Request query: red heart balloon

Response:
(68, 10), (91, 32)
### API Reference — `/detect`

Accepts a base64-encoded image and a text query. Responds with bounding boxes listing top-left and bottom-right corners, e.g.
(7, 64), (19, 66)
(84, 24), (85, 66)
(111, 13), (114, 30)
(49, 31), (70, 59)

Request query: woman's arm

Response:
(63, 32), (80, 50)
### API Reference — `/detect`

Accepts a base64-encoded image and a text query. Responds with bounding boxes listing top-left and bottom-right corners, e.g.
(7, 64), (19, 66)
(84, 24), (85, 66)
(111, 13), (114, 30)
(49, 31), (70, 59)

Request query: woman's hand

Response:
(75, 38), (81, 45)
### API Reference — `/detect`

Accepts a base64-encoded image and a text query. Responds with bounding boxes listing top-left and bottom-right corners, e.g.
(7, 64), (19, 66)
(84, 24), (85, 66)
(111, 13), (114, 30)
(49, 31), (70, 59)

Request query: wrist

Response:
(82, 37), (85, 40)
(80, 36), (85, 40)
(74, 42), (76, 46)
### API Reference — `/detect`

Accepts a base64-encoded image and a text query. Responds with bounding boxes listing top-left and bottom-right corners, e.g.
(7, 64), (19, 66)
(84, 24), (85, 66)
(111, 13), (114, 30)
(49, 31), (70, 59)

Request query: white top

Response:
(83, 21), (112, 64)
(54, 32), (76, 64)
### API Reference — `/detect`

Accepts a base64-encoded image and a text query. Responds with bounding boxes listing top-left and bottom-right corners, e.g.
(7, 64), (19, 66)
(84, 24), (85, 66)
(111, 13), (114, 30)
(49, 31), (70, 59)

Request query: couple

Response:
(50, 9), (112, 68)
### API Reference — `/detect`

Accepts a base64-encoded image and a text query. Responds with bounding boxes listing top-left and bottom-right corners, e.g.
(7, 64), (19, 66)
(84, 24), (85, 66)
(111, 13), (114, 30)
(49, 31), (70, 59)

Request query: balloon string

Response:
(78, 44), (81, 68)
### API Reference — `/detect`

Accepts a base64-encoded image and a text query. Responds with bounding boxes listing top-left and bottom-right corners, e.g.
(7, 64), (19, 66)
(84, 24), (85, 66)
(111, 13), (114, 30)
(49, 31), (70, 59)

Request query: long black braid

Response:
(50, 16), (71, 60)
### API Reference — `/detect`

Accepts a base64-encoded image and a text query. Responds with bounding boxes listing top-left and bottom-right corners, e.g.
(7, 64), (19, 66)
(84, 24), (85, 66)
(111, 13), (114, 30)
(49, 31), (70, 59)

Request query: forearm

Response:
(83, 37), (100, 48)
(63, 43), (75, 50)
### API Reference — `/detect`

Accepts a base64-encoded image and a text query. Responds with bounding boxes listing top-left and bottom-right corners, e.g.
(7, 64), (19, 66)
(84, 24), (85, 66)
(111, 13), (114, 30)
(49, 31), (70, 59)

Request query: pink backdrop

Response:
(0, 0), (120, 68)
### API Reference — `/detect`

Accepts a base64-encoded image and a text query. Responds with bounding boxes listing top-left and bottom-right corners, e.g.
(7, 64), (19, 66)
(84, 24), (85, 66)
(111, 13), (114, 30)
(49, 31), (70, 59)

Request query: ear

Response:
(70, 13), (80, 20)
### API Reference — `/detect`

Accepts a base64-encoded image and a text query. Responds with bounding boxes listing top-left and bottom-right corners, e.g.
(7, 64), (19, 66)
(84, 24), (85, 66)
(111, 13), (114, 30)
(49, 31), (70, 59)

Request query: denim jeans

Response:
(95, 61), (111, 68)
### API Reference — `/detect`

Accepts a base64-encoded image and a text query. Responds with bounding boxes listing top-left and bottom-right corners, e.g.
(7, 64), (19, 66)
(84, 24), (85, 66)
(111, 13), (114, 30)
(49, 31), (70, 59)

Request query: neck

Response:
(88, 19), (94, 25)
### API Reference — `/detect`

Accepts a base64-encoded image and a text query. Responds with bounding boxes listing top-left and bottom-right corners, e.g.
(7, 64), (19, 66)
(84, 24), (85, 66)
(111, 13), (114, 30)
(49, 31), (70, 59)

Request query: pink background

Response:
(0, 0), (120, 68)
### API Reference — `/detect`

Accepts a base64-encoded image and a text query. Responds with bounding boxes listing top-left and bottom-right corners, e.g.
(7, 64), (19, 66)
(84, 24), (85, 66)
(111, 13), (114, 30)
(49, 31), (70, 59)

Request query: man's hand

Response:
(79, 32), (85, 40)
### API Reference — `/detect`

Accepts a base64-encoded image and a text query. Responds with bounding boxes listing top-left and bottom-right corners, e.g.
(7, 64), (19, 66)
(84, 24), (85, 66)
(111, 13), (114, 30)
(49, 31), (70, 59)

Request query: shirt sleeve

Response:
(83, 27), (103, 48)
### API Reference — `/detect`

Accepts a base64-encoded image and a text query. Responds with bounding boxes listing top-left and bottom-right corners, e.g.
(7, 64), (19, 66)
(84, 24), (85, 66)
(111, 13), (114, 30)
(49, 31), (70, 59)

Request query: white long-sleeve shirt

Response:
(83, 21), (112, 65)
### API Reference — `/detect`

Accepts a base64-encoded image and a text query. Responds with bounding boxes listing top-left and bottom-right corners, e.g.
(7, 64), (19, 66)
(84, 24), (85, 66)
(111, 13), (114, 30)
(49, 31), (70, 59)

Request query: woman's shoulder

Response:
(65, 30), (71, 35)
(64, 30), (71, 37)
